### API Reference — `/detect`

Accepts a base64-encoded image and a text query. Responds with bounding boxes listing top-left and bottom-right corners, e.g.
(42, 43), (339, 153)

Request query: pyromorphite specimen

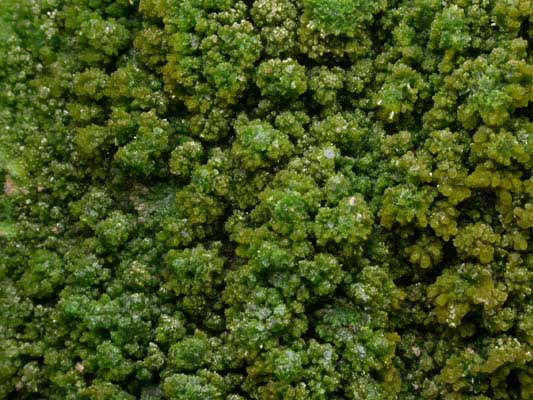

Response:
(0, 0), (532, 399)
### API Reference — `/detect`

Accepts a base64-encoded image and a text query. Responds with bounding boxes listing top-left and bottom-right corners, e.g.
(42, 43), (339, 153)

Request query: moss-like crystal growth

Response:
(1, 0), (532, 398)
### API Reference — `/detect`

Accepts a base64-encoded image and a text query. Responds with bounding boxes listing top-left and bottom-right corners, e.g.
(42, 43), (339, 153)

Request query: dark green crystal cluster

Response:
(0, 0), (532, 399)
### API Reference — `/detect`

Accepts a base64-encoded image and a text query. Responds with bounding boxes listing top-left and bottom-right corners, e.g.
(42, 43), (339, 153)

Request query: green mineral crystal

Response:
(1, 0), (532, 399)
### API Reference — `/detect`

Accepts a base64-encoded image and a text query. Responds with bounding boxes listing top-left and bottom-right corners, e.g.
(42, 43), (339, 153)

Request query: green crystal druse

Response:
(0, 0), (532, 399)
